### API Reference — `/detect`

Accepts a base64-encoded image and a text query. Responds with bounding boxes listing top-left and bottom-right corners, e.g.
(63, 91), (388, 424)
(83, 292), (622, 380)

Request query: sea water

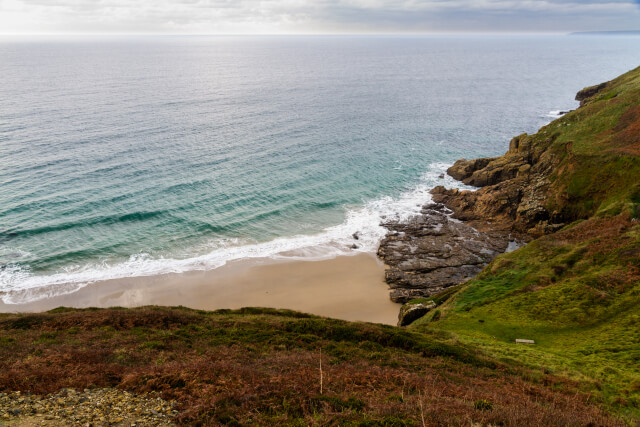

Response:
(1, 34), (639, 302)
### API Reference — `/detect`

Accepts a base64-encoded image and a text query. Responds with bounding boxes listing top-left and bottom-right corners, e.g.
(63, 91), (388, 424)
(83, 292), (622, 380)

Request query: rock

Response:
(446, 157), (495, 182)
(430, 131), (567, 237)
(398, 300), (436, 326)
(352, 232), (360, 240)
(438, 173), (445, 179)
(378, 80), (608, 317)
(0, 388), (176, 426)
(378, 130), (561, 304)
(576, 82), (608, 107)
(378, 204), (510, 303)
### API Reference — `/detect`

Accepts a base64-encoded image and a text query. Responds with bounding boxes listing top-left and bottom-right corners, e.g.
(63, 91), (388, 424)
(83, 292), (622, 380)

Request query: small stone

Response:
(398, 300), (437, 326)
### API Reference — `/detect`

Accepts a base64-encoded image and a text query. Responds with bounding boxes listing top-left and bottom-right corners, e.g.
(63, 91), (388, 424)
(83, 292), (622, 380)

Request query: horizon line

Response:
(2, 30), (639, 38)
(0, 31), (575, 37)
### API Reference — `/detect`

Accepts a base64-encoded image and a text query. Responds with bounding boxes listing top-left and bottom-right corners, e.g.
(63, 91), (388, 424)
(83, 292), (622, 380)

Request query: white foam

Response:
(1, 163), (474, 304)
(543, 109), (573, 119)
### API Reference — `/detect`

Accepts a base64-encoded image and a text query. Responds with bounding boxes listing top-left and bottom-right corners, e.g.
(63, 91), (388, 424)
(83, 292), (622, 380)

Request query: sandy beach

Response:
(0, 253), (400, 325)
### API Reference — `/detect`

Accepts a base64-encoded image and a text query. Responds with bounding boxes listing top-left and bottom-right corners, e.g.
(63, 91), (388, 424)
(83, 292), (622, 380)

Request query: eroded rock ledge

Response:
(377, 203), (510, 303)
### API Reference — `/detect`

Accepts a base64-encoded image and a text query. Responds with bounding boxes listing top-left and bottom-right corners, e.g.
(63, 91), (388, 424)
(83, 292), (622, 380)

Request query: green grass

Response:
(414, 217), (640, 419)
(505, 66), (640, 222)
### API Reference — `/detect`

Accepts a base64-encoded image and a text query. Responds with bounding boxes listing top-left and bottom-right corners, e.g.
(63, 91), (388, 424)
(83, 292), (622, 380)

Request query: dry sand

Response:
(0, 253), (400, 325)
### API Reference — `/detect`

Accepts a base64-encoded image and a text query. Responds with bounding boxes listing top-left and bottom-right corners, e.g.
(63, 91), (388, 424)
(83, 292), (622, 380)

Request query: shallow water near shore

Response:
(2, 34), (640, 303)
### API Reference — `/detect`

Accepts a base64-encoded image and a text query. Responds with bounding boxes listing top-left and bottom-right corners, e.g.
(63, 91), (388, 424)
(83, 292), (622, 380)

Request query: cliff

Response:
(380, 65), (640, 304)
(436, 64), (640, 237)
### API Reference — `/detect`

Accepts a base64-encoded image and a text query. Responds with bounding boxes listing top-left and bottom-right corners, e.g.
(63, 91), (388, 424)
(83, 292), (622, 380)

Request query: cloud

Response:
(0, 0), (638, 34)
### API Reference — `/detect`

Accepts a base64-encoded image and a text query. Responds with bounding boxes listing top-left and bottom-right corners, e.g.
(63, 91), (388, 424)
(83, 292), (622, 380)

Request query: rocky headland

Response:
(378, 125), (564, 312)
(378, 68), (640, 326)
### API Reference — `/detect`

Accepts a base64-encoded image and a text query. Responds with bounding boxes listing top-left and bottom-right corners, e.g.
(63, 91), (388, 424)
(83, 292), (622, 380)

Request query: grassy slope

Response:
(413, 66), (640, 421)
(541, 65), (640, 220)
(0, 307), (621, 426)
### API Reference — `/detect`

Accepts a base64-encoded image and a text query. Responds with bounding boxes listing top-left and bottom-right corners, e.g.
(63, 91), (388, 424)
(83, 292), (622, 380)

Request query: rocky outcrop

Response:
(575, 82), (608, 107)
(379, 126), (566, 307)
(446, 157), (495, 183)
(397, 300), (436, 326)
(377, 204), (510, 303)
(432, 132), (567, 238)
(380, 68), (640, 327)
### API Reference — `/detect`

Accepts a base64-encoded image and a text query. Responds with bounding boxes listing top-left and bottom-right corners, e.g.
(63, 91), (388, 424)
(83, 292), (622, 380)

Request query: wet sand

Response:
(0, 253), (400, 325)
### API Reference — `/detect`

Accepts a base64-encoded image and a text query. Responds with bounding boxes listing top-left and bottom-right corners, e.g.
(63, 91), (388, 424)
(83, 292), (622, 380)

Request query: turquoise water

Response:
(1, 35), (640, 302)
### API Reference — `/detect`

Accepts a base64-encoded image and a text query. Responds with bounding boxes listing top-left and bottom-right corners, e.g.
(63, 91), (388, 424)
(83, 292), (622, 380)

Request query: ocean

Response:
(1, 34), (639, 303)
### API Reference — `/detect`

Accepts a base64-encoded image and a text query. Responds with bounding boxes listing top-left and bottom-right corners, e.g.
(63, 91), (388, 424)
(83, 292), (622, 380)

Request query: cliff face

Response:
(433, 132), (557, 238)
(436, 64), (640, 238)
(433, 129), (563, 238)
(379, 65), (640, 306)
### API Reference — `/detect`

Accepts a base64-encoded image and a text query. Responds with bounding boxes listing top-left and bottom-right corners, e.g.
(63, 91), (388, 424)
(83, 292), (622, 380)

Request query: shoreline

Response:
(0, 252), (400, 325)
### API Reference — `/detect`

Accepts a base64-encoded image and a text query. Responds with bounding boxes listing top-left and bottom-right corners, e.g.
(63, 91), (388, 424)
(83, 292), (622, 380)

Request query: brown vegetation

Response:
(0, 307), (623, 425)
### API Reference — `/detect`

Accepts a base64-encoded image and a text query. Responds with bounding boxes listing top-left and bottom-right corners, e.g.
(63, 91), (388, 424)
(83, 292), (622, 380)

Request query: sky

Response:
(0, 0), (639, 35)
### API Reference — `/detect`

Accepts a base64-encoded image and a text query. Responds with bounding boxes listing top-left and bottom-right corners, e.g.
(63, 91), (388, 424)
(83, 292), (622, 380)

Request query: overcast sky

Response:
(1, 0), (639, 35)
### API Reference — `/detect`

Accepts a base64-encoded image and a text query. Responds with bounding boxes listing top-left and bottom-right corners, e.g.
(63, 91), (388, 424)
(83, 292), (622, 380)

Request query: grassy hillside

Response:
(518, 65), (640, 221)
(413, 66), (640, 422)
(0, 307), (621, 425)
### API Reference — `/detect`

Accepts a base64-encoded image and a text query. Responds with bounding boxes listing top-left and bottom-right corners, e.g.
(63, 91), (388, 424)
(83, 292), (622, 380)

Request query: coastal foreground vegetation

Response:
(1, 66), (639, 425)
(0, 307), (624, 425)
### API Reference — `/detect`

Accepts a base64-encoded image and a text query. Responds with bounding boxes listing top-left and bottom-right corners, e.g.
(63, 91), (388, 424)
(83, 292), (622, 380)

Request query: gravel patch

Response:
(0, 388), (177, 426)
